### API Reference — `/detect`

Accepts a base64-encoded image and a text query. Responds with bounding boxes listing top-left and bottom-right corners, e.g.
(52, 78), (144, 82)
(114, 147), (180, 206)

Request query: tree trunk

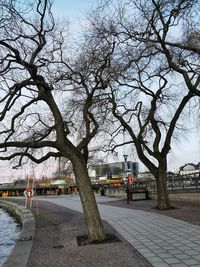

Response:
(156, 162), (171, 210)
(71, 156), (106, 241)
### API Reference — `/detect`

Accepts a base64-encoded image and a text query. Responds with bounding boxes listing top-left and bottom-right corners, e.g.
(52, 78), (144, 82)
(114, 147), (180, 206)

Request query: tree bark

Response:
(135, 144), (171, 210)
(71, 155), (106, 241)
(155, 161), (171, 210)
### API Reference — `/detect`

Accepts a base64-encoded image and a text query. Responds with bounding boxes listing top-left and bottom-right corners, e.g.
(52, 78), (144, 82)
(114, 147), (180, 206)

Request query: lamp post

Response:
(123, 154), (128, 176)
(123, 154), (130, 204)
(123, 154), (128, 162)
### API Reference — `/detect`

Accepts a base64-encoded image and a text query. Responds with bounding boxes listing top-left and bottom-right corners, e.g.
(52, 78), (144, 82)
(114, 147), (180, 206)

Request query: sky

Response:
(52, 0), (93, 27)
(110, 128), (200, 173)
(0, 0), (199, 183)
(0, 0), (95, 183)
(50, 0), (200, 172)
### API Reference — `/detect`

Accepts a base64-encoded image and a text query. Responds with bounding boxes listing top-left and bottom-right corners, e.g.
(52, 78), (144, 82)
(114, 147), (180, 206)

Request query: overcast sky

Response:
(0, 0), (199, 183)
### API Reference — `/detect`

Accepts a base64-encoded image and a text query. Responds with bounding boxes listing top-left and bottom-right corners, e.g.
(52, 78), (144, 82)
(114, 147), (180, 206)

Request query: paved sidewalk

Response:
(4, 197), (151, 267)
(40, 196), (200, 267)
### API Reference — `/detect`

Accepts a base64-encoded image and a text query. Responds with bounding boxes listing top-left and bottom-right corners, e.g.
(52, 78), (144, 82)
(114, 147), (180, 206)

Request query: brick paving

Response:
(42, 196), (200, 267)
(7, 198), (151, 267)
(101, 197), (200, 227)
(5, 195), (200, 267)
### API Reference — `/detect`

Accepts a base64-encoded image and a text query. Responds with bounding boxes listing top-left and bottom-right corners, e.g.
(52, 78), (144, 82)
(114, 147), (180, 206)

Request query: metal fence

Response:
(133, 172), (200, 192)
(103, 172), (200, 196)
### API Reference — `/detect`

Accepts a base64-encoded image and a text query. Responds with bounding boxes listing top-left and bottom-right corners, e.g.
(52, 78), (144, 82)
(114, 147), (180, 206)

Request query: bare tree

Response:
(82, 0), (200, 209)
(0, 0), (112, 241)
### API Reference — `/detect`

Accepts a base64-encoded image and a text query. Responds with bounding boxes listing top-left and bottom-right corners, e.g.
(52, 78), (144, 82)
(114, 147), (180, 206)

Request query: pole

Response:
(25, 171), (29, 209)
(123, 154), (129, 204)
(32, 165), (39, 216)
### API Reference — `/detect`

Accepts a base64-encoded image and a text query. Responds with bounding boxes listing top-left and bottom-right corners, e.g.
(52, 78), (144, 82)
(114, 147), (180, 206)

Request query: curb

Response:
(0, 200), (35, 267)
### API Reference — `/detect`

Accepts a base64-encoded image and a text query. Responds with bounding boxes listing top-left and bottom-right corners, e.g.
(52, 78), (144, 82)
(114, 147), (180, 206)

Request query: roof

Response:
(180, 163), (200, 171)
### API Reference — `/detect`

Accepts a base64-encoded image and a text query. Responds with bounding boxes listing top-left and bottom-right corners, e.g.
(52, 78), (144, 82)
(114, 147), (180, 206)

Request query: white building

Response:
(179, 162), (200, 175)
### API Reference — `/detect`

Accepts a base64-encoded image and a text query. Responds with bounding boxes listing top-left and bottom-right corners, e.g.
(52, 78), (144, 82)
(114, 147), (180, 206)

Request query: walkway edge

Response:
(0, 199), (35, 267)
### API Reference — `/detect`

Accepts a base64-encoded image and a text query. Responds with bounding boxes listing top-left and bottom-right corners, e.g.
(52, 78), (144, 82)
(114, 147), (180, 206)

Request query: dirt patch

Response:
(77, 233), (122, 246)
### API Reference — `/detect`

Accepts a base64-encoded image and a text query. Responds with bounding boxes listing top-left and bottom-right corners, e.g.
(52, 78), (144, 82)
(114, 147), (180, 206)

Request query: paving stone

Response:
(182, 259), (200, 265)
(159, 253), (173, 259)
(174, 253), (190, 260)
(152, 262), (170, 267)
(193, 254), (200, 261)
(17, 196), (200, 267)
(173, 237), (185, 242)
(164, 258), (181, 264)
(194, 247), (200, 252)
(146, 245), (161, 250)
(170, 264), (187, 267)
(137, 248), (152, 253)
(153, 248), (166, 254)
(164, 245), (176, 250)
(133, 244), (147, 249)
(165, 249), (182, 255)
(176, 246), (191, 251)
(147, 257), (164, 263)
(185, 250), (200, 256)
(143, 252), (157, 258)
(187, 243), (200, 248)
(6, 198), (152, 267)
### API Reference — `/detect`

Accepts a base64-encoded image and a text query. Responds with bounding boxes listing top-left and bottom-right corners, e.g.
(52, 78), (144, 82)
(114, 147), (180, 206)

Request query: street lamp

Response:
(123, 154), (128, 178)
(123, 154), (128, 163)
(123, 154), (130, 204)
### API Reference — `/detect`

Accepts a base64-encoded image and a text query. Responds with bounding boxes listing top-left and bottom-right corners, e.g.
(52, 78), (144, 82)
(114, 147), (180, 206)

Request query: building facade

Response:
(179, 162), (200, 175)
(88, 161), (138, 182)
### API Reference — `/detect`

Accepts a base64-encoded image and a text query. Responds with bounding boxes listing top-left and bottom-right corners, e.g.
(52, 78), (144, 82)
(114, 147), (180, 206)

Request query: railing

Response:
(131, 174), (200, 192)
(102, 173), (200, 197)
